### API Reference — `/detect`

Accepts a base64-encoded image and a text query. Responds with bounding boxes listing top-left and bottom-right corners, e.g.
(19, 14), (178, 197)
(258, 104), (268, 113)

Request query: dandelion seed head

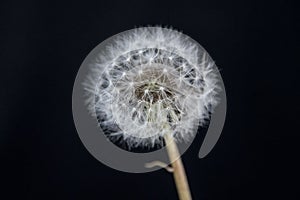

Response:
(84, 27), (220, 148)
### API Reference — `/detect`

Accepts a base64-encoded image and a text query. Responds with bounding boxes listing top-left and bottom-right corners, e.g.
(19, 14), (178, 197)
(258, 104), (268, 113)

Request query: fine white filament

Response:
(84, 27), (219, 148)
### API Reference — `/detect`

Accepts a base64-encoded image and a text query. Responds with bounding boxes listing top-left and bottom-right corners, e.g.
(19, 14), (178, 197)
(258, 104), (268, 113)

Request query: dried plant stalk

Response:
(164, 133), (192, 200)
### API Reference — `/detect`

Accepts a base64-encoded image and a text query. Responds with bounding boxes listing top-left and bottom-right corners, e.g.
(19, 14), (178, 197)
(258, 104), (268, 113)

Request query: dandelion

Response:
(84, 27), (219, 200)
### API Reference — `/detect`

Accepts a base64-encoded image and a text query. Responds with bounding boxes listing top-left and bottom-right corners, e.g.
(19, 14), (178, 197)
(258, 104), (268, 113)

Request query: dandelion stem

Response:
(164, 133), (192, 200)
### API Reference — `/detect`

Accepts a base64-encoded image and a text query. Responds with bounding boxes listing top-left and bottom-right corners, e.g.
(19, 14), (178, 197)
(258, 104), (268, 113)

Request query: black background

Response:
(1, 0), (298, 199)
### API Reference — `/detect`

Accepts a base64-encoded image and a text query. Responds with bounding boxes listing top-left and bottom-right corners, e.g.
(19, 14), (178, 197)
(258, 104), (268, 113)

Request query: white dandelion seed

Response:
(84, 27), (219, 148)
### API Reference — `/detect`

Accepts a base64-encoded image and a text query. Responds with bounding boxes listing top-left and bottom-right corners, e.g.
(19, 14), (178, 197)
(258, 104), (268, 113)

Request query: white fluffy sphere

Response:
(84, 27), (219, 148)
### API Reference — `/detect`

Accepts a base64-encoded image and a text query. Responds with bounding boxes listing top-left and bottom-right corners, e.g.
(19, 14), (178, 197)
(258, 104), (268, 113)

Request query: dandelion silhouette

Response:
(83, 27), (219, 200)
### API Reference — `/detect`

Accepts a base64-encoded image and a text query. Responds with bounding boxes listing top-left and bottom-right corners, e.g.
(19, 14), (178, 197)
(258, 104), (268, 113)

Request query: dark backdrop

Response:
(0, 0), (298, 199)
